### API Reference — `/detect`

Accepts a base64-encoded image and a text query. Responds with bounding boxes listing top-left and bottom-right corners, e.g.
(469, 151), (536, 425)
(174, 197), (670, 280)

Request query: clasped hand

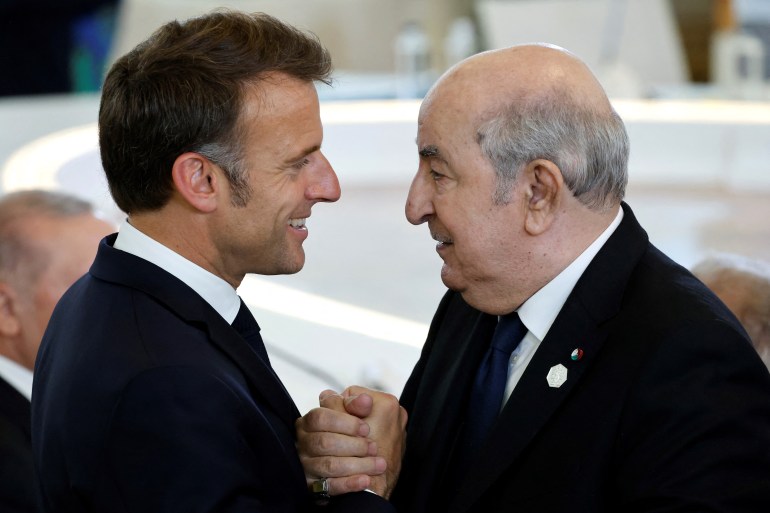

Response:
(295, 386), (407, 499)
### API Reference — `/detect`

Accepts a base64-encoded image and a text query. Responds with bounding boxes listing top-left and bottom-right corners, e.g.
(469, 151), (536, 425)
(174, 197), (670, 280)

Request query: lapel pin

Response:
(547, 364), (568, 388)
(571, 348), (584, 361)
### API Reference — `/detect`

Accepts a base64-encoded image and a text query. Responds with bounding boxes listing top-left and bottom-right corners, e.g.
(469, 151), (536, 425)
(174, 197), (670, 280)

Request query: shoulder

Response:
(623, 242), (748, 339)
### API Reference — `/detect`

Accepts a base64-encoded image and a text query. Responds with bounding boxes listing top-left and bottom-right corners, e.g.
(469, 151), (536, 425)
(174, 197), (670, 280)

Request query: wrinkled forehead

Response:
(417, 75), (494, 137)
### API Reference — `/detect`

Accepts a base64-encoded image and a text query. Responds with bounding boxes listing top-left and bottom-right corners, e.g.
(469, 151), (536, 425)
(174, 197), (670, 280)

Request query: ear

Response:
(522, 159), (564, 236)
(0, 283), (21, 337)
(170, 152), (221, 214)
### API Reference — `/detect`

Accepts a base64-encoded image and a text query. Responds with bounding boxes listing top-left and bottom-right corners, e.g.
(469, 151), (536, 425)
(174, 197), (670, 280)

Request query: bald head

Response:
(0, 190), (114, 369)
(434, 44), (612, 117)
(421, 43), (629, 210)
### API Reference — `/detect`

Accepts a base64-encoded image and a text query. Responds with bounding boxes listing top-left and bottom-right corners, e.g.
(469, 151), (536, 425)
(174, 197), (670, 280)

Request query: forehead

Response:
(241, 74), (319, 123)
(234, 75), (323, 160)
(417, 83), (490, 160)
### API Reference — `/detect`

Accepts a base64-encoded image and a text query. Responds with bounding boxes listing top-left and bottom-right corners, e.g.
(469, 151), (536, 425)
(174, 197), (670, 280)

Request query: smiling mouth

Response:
(289, 218), (307, 229)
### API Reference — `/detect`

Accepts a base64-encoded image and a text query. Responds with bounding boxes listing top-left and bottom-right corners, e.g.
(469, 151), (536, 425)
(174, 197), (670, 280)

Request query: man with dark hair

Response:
(0, 189), (113, 512)
(298, 44), (770, 512)
(32, 11), (399, 513)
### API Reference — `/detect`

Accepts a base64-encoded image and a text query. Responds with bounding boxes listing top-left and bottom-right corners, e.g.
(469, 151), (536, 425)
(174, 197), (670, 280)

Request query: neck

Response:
(508, 202), (620, 311)
(128, 208), (242, 288)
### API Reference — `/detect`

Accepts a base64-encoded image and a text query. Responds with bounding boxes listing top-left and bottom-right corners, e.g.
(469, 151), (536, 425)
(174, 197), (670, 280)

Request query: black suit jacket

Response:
(392, 203), (770, 513)
(32, 235), (392, 513)
(0, 377), (35, 512)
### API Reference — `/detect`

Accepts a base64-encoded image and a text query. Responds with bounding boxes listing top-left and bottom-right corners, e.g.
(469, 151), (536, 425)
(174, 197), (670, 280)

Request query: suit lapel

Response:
(450, 203), (650, 512)
(200, 311), (301, 426)
(451, 298), (613, 512)
(90, 236), (300, 430)
(394, 296), (496, 513)
(421, 312), (495, 440)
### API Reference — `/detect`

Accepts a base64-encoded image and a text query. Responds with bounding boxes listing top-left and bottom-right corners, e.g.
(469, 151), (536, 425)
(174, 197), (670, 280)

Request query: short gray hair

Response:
(477, 94), (629, 210)
(0, 190), (94, 282)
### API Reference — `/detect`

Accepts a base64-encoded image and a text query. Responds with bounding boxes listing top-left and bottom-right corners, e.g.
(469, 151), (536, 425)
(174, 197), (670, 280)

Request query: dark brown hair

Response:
(99, 10), (332, 213)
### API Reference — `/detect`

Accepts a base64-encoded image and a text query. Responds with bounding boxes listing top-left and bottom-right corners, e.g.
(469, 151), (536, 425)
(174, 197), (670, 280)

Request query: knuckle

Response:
(319, 457), (338, 476)
(377, 391), (398, 405)
(301, 408), (322, 428)
(316, 434), (336, 454)
(298, 433), (326, 458)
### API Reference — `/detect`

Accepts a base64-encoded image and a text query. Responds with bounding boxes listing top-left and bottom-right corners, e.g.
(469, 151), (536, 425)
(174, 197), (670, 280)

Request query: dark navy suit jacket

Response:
(32, 234), (392, 512)
(392, 203), (770, 513)
(0, 377), (35, 512)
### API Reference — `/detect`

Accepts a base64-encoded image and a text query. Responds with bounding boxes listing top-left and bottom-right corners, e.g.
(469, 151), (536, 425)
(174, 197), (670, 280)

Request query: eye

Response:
(429, 169), (444, 181)
(292, 157), (311, 170)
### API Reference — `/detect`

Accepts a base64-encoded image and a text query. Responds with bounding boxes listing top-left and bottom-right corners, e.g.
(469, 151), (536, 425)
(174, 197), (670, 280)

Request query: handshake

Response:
(296, 387), (408, 500)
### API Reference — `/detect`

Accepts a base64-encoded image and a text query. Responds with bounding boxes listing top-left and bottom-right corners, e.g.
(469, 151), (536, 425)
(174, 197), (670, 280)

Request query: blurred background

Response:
(1, 0), (769, 412)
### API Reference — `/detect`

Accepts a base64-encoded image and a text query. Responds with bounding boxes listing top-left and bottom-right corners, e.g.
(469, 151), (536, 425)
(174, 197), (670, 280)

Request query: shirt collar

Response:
(113, 221), (241, 323)
(0, 354), (33, 401)
(518, 206), (624, 341)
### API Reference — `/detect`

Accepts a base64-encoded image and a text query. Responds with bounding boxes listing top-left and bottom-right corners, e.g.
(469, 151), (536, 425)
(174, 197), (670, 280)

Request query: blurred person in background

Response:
(0, 189), (113, 512)
(693, 252), (770, 370)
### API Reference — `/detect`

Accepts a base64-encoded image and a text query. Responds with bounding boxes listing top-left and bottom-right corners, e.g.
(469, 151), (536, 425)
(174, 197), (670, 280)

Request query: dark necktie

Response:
(462, 312), (527, 458)
(231, 299), (271, 364)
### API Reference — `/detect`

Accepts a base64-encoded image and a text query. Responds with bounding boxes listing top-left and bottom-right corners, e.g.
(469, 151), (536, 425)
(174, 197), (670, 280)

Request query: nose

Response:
(405, 169), (433, 225)
(307, 152), (341, 203)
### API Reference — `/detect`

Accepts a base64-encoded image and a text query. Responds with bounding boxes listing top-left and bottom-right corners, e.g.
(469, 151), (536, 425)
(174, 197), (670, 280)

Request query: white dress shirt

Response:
(0, 354), (33, 401)
(502, 207), (624, 406)
(113, 221), (241, 323)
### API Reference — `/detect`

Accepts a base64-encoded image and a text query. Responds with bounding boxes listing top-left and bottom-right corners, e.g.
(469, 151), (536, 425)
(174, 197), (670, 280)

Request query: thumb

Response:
(343, 393), (374, 418)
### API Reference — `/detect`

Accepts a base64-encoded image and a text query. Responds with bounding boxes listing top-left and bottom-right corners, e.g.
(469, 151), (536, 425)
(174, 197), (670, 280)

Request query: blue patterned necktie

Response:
(231, 299), (271, 364)
(462, 312), (527, 457)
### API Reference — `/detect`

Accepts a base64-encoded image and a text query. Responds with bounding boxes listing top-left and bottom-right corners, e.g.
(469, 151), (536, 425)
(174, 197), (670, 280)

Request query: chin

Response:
(276, 260), (304, 275)
(283, 253), (306, 275)
(260, 252), (305, 276)
(440, 264), (459, 287)
(441, 271), (486, 312)
(440, 271), (466, 297)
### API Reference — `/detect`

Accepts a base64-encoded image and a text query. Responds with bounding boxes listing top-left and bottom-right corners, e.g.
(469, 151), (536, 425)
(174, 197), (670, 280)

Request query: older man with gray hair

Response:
(0, 189), (113, 512)
(693, 252), (770, 370)
(297, 43), (770, 513)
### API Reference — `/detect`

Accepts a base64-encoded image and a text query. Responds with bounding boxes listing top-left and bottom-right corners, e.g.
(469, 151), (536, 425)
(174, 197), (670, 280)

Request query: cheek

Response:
(459, 213), (519, 267)
(461, 230), (500, 273)
(451, 206), (496, 250)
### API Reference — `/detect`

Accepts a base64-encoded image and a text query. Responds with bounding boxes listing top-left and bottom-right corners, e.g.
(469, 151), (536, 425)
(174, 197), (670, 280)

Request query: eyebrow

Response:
(418, 145), (440, 158)
(285, 144), (321, 164)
